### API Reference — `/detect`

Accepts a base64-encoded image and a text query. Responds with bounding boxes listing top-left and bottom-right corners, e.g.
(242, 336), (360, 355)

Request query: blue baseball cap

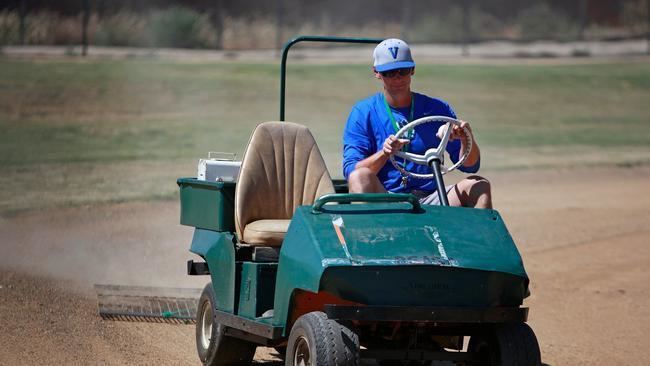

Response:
(373, 38), (415, 72)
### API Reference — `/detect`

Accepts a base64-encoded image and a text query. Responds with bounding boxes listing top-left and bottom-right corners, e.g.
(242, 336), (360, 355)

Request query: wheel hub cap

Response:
(200, 302), (213, 350)
(294, 336), (311, 366)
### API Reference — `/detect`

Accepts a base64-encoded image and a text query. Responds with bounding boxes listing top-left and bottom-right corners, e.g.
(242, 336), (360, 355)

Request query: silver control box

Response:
(197, 152), (241, 182)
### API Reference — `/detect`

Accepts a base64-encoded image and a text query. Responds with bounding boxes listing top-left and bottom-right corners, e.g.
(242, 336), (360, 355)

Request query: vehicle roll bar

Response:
(279, 35), (382, 121)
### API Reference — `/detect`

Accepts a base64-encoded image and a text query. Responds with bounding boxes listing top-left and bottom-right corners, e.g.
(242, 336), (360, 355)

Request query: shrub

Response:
(0, 11), (20, 45)
(94, 7), (218, 48)
(0, 10), (67, 45)
(1, 10), (86, 46)
(94, 11), (149, 47)
(147, 7), (216, 48)
(622, 0), (649, 35)
(516, 3), (579, 41)
(409, 6), (464, 43)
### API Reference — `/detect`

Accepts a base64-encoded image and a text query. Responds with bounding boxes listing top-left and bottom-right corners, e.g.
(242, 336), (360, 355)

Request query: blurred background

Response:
(1, 0), (649, 215)
(0, 0), (649, 52)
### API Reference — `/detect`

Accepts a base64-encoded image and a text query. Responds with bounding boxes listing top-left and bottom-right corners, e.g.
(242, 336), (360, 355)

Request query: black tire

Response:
(286, 311), (359, 366)
(195, 283), (257, 366)
(469, 323), (541, 366)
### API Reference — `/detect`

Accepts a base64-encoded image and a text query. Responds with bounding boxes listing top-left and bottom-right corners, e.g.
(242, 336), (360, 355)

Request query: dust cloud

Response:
(0, 200), (207, 294)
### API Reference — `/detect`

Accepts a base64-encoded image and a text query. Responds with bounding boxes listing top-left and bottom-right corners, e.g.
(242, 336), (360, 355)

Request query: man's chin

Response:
(388, 84), (410, 93)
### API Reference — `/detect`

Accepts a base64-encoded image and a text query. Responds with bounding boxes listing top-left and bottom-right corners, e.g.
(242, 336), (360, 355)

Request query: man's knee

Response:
(348, 167), (384, 193)
(348, 167), (374, 184)
(464, 175), (491, 195)
(455, 175), (492, 208)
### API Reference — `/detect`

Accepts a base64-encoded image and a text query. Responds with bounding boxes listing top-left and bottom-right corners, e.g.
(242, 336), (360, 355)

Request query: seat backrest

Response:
(235, 121), (335, 243)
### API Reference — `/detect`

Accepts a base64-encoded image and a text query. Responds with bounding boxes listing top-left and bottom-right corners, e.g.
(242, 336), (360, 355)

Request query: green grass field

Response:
(1, 58), (649, 214)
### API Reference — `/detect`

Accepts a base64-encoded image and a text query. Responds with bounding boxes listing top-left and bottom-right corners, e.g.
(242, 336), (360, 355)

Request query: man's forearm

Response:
(461, 139), (480, 167)
(354, 150), (389, 175)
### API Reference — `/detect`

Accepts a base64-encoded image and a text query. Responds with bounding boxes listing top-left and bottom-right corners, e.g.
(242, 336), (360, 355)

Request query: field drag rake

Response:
(95, 284), (201, 324)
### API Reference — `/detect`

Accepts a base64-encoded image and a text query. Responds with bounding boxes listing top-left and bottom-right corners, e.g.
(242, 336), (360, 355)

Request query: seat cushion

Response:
(243, 219), (291, 247)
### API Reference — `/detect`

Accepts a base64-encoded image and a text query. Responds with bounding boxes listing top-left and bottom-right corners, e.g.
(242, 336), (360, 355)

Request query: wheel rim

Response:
(200, 301), (213, 350)
(293, 336), (311, 366)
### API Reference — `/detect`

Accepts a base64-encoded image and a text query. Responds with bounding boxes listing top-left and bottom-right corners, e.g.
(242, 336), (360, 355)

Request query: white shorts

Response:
(411, 185), (455, 205)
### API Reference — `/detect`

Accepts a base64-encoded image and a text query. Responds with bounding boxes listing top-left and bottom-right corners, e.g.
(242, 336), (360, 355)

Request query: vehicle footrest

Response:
(187, 260), (209, 275)
(252, 246), (280, 262)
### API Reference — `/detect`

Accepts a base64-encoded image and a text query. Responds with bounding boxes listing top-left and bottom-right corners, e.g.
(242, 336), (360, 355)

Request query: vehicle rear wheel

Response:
(195, 283), (257, 366)
(469, 323), (541, 366)
(287, 311), (359, 366)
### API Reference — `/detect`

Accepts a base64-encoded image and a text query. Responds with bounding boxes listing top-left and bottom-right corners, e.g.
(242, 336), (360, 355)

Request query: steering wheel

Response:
(389, 115), (473, 179)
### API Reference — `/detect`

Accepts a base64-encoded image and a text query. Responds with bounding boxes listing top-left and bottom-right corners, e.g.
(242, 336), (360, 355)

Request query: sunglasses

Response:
(380, 67), (413, 78)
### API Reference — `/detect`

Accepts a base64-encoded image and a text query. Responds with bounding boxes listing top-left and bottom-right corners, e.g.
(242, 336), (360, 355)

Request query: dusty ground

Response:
(1, 165), (649, 365)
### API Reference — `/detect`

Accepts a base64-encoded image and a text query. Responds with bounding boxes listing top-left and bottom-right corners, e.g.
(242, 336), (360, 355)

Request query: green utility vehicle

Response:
(178, 36), (541, 366)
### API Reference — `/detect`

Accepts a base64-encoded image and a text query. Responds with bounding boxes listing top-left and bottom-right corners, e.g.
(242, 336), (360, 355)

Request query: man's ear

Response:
(411, 67), (415, 76)
(373, 67), (382, 80)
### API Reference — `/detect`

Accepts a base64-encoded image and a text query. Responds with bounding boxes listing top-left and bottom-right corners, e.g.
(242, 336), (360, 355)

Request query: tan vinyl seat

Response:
(235, 121), (335, 246)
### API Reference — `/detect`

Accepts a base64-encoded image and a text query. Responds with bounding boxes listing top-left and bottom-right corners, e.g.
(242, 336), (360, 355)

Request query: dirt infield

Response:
(1, 165), (649, 365)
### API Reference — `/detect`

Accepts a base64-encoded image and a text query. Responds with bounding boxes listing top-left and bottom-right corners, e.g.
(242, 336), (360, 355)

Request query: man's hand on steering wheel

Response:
(437, 120), (472, 142)
(390, 116), (474, 178)
(383, 135), (410, 156)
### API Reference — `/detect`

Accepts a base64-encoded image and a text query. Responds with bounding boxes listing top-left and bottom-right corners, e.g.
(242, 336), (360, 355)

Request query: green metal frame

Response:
(312, 193), (422, 213)
(279, 35), (383, 121)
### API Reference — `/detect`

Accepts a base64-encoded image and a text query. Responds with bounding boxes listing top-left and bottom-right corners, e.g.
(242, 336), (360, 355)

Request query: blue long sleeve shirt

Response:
(342, 92), (480, 193)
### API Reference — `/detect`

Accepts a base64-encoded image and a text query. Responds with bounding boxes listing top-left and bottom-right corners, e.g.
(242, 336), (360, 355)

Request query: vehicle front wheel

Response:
(287, 311), (359, 366)
(195, 283), (257, 366)
(469, 323), (541, 366)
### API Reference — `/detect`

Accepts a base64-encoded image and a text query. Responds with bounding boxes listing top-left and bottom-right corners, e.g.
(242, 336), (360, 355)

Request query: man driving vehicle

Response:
(342, 38), (492, 208)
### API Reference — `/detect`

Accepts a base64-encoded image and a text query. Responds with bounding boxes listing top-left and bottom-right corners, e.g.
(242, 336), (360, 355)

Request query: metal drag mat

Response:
(95, 284), (202, 324)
